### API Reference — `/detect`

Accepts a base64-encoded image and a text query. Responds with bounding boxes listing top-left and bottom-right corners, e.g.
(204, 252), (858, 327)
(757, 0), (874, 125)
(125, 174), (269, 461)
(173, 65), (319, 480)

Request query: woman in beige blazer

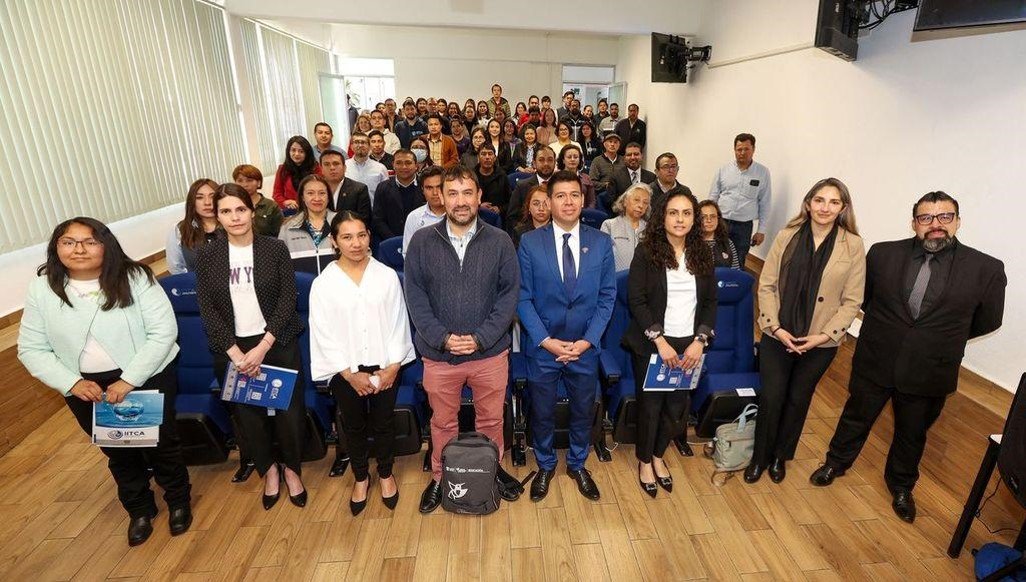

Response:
(745, 177), (866, 484)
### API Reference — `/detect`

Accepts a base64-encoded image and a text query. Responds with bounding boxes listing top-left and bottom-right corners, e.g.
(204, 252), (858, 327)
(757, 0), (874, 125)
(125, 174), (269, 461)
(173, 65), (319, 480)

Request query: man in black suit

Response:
(506, 145), (556, 233)
(321, 150), (370, 220)
(607, 142), (656, 212)
(372, 149), (424, 240)
(647, 152), (687, 211)
(613, 104), (646, 155)
(810, 191), (1006, 523)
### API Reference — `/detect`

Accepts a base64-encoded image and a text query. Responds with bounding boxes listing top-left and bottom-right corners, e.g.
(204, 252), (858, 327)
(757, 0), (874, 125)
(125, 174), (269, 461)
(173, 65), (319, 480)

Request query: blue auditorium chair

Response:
(294, 271), (330, 461)
(377, 236), (404, 272)
(508, 171), (531, 190)
(581, 207), (609, 230)
(159, 273), (230, 465)
(479, 207), (502, 230)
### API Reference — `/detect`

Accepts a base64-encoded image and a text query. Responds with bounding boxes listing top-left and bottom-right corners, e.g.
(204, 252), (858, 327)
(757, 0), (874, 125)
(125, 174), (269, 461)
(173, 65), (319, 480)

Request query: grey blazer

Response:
(600, 214), (646, 272)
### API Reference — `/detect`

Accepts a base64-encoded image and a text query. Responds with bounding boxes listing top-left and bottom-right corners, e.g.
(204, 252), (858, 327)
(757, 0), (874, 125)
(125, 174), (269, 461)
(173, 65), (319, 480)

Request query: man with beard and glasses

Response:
(809, 191), (1006, 524)
(506, 145), (557, 234)
(404, 165), (522, 514)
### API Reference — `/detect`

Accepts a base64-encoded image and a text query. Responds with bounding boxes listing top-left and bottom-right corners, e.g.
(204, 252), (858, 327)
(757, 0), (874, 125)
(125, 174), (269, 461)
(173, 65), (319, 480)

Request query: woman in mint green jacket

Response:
(17, 217), (192, 548)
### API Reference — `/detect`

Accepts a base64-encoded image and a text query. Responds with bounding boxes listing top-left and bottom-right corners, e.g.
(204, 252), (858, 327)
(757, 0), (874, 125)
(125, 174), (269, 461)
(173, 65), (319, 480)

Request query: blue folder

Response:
(221, 363), (298, 410)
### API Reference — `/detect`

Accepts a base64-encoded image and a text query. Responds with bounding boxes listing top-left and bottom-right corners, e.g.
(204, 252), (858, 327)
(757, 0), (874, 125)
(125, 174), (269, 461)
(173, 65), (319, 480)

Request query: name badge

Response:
(749, 179), (760, 187)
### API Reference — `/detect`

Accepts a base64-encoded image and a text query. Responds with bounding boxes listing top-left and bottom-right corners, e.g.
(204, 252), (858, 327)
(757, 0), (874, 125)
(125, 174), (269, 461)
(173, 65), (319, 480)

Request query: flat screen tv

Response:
(915, 0), (1026, 31)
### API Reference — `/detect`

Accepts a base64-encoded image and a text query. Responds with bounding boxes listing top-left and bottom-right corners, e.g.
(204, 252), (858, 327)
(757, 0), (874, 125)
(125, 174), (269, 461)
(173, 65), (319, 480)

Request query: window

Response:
(335, 57), (395, 112)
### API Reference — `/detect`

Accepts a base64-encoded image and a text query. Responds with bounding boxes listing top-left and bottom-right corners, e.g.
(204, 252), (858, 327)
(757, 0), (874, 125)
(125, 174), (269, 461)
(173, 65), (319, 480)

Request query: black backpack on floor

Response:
(441, 432), (500, 515)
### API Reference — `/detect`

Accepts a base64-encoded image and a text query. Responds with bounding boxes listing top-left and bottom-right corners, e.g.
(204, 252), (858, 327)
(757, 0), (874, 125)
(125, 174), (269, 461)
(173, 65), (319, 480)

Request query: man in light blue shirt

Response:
(708, 133), (772, 266)
(402, 167), (446, 256)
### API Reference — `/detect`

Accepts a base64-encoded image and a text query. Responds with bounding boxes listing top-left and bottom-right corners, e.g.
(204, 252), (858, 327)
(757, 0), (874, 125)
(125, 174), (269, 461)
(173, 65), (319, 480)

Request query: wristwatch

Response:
(644, 328), (663, 341)
(695, 333), (710, 347)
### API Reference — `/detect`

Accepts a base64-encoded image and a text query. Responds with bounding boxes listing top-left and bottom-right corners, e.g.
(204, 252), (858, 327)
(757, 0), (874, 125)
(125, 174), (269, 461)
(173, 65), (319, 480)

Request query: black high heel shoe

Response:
(262, 466), (282, 510)
(284, 466), (307, 508)
(381, 476), (399, 510)
(350, 478), (369, 516)
(638, 463), (658, 498)
(653, 460), (673, 493)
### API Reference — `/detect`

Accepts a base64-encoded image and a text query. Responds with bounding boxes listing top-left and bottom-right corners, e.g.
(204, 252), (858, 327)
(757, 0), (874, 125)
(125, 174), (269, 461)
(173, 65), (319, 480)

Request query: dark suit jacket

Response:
(614, 118), (647, 154)
(373, 178), (425, 240)
(194, 235), (302, 354)
(610, 167), (657, 200)
(852, 238), (1006, 397)
(329, 178), (371, 221)
(622, 243), (717, 355)
(506, 176), (548, 234)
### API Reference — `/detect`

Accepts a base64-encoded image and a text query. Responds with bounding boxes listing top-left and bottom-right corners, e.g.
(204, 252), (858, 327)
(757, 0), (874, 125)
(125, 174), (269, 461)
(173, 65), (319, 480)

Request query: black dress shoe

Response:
(568, 468), (600, 501)
(496, 467), (523, 502)
(419, 480), (443, 514)
(232, 460), (256, 483)
(891, 488), (917, 523)
(328, 455), (350, 478)
(638, 463), (658, 498)
(530, 469), (555, 502)
(768, 458), (786, 483)
(127, 514), (154, 547)
(169, 506), (192, 536)
(809, 464), (845, 487)
(743, 463), (765, 483)
(656, 473), (673, 493)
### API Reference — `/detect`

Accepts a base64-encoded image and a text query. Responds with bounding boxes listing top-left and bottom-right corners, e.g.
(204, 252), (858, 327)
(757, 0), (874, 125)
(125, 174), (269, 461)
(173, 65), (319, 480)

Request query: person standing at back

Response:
(709, 133), (772, 268)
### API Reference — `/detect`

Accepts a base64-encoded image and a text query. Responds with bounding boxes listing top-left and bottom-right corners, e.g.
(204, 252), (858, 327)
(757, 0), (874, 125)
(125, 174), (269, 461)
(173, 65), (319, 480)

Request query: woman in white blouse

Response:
(309, 211), (415, 516)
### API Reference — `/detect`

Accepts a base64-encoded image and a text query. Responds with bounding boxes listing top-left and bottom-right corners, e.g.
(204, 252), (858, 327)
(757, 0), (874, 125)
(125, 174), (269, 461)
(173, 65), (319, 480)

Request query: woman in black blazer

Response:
(195, 183), (308, 510)
(623, 187), (717, 497)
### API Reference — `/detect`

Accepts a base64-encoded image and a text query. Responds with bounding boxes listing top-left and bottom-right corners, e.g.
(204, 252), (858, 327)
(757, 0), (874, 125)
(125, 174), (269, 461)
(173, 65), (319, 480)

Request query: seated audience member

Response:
(550, 121), (581, 160)
(475, 144), (512, 216)
(503, 118), (521, 150)
(507, 145), (556, 231)
(309, 211), (415, 516)
(596, 98), (610, 121)
(272, 135), (320, 212)
(589, 133), (624, 197)
(578, 122), (602, 170)
(395, 99), (428, 149)
(369, 110), (400, 155)
(167, 178), (220, 274)
(368, 130), (395, 171)
(649, 152), (687, 210)
(435, 98), (448, 116)
(485, 118), (515, 174)
(557, 144), (597, 209)
(450, 117), (471, 155)
(512, 184), (550, 248)
(447, 101), (461, 120)
(537, 108), (559, 146)
(524, 95), (540, 122)
(540, 95), (554, 119)
(410, 136), (435, 174)
(599, 102), (620, 136)
(235, 164), (284, 237)
(514, 124), (540, 174)
(463, 103), (479, 135)
(525, 105), (542, 129)
(423, 114), (459, 169)
(417, 98), (430, 118)
(514, 101), (528, 124)
(517, 170), (617, 502)
(601, 183), (652, 272)
(402, 166), (446, 255)
(278, 175), (336, 275)
(347, 132), (389, 204)
(709, 133), (772, 268)
(614, 103), (646, 155)
(476, 100), (491, 127)
(196, 184), (308, 512)
(563, 99), (586, 142)
(404, 166), (521, 513)
(622, 188), (716, 497)
(384, 98), (399, 132)
(698, 200), (741, 269)
(320, 150), (371, 220)
(747, 178), (865, 487)
(487, 83), (512, 119)
(611, 142), (656, 202)
(348, 114), (373, 157)
(493, 107), (509, 130)
(373, 149), (425, 241)
(582, 104), (595, 126)
(18, 217), (192, 546)
(312, 122), (345, 162)
(461, 127), (487, 169)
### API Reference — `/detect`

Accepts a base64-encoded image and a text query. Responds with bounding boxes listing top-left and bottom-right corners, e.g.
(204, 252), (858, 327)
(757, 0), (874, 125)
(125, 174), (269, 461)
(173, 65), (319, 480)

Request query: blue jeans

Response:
(725, 219), (753, 268)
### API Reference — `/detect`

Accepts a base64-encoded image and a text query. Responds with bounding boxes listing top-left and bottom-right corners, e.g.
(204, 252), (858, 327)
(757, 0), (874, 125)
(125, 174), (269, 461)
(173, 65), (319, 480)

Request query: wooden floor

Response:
(0, 338), (1022, 581)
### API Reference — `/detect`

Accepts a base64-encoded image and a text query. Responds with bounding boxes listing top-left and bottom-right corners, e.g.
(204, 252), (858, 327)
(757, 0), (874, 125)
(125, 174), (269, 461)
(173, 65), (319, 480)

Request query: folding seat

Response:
(478, 207), (502, 230)
(508, 171), (532, 190)
(581, 207), (609, 230)
(376, 236), (404, 272)
(159, 273), (230, 465)
(597, 271), (639, 445)
(294, 272), (330, 461)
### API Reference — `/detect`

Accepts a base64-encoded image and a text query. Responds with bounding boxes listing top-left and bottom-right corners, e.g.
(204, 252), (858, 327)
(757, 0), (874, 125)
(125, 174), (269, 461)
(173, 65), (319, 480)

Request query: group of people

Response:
(16, 84), (1006, 550)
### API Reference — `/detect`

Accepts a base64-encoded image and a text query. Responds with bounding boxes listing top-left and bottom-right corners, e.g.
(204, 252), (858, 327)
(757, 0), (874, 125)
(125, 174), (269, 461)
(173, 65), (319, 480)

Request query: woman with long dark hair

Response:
(556, 144), (597, 209)
(512, 184), (550, 248)
(461, 126), (487, 169)
(195, 183), (308, 510)
(622, 188), (717, 496)
(19, 217), (192, 546)
(310, 211), (415, 515)
(578, 121), (602, 170)
(745, 178), (865, 484)
(503, 118), (521, 150)
(697, 200), (741, 269)
(463, 103), (479, 135)
(486, 118), (514, 174)
(278, 175), (336, 275)
(513, 124), (539, 174)
(272, 135), (319, 212)
(167, 178), (219, 274)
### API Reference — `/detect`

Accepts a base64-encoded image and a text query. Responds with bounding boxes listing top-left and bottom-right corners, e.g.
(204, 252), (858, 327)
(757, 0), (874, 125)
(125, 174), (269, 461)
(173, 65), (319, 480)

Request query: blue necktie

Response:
(562, 232), (577, 295)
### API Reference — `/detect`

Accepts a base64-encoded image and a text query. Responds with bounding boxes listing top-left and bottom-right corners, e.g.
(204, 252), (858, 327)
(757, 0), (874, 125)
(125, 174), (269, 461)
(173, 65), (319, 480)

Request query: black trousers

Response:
(825, 372), (947, 490)
(213, 335), (306, 477)
(329, 366), (397, 481)
(630, 336), (693, 463)
(65, 364), (191, 518)
(752, 335), (838, 466)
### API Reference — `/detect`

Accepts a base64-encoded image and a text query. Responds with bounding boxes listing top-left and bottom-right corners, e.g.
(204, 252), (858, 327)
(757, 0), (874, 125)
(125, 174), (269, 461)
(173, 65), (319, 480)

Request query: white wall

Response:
(617, 5), (1026, 391)
(331, 24), (622, 106)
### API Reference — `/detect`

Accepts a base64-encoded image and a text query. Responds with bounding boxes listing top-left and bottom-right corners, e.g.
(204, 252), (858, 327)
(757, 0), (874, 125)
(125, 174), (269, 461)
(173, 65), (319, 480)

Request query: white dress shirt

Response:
(402, 204), (446, 256)
(346, 157), (389, 204)
(663, 261), (698, 338)
(552, 221), (581, 281)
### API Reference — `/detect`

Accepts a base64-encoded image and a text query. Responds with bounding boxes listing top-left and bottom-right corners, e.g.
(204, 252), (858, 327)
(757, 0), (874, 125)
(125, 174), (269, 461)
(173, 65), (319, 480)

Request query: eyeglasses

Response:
(914, 212), (956, 225)
(57, 238), (102, 250)
(700, 214), (719, 222)
(659, 164), (679, 171)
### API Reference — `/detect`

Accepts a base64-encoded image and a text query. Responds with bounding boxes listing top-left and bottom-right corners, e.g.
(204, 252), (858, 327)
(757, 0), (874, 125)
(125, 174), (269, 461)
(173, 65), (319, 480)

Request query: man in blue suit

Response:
(517, 170), (617, 501)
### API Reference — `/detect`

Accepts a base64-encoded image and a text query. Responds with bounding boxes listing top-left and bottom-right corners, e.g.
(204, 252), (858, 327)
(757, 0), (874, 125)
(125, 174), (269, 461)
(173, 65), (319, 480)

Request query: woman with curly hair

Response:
(621, 187), (717, 497)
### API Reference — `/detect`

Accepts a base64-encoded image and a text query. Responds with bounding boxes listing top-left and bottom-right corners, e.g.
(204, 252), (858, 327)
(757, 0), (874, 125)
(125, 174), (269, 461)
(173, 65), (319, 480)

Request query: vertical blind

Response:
(0, 0), (245, 253)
